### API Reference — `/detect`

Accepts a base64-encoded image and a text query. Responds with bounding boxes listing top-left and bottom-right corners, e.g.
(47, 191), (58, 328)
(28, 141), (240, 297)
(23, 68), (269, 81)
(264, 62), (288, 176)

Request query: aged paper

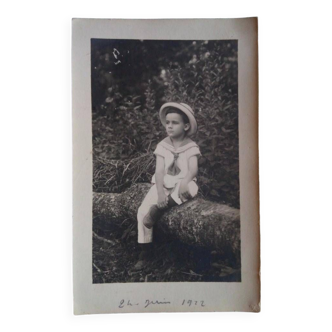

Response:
(72, 18), (259, 314)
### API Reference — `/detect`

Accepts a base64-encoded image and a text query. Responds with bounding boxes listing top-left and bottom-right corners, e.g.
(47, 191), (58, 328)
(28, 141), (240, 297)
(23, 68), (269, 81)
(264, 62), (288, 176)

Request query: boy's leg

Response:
(136, 185), (162, 270)
(142, 188), (172, 230)
(142, 205), (165, 229)
(140, 181), (198, 231)
(137, 185), (159, 243)
(170, 180), (199, 205)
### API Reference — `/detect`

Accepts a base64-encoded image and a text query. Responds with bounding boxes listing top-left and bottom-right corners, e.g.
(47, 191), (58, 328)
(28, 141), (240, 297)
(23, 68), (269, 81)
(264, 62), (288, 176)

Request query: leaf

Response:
(198, 176), (208, 184)
(210, 189), (220, 197)
(222, 127), (233, 133)
(121, 228), (130, 240)
(219, 272), (230, 277)
(145, 274), (152, 282)
(216, 116), (223, 123)
(189, 270), (202, 276)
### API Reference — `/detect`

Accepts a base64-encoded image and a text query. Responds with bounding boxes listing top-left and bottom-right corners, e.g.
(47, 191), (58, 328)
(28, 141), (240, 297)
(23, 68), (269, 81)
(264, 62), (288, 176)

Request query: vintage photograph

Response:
(91, 38), (241, 283)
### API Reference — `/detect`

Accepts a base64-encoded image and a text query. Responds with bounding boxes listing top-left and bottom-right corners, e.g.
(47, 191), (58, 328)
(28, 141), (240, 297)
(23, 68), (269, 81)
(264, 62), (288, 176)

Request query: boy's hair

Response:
(165, 107), (190, 124)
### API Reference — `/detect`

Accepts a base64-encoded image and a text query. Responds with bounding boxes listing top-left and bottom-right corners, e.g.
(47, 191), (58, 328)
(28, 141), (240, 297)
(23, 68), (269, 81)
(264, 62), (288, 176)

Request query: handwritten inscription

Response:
(119, 299), (139, 308)
(145, 299), (171, 308)
(182, 299), (205, 307)
(119, 299), (205, 309)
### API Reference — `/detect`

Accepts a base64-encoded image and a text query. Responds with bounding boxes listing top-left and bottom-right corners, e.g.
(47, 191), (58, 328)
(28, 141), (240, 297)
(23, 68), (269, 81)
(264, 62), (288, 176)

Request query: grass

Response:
(92, 217), (241, 283)
(93, 152), (155, 193)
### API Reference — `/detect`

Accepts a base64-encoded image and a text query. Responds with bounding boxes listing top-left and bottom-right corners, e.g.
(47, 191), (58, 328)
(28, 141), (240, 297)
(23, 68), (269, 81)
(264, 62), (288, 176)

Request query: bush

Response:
(92, 80), (164, 193)
(92, 40), (239, 208)
(162, 43), (239, 206)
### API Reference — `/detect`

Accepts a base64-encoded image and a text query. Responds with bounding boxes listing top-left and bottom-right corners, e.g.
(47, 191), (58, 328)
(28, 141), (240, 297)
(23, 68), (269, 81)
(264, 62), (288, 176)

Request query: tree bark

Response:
(93, 183), (240, 261)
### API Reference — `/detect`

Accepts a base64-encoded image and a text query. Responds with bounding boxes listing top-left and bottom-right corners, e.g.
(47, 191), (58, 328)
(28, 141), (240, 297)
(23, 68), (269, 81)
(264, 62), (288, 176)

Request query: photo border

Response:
(72, 18), (259, 314)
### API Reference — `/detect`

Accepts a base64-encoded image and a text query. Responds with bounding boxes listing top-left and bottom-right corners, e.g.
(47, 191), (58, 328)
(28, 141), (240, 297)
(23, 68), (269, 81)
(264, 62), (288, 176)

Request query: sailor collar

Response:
(159, 137), (198, 153)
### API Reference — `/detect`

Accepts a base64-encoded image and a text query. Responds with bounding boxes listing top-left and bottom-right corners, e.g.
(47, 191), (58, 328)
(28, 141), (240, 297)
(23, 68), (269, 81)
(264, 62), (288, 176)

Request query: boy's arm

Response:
(183, 156), (198, 182)
(179, 156), (198, 200)
(155, 155), (168, 208)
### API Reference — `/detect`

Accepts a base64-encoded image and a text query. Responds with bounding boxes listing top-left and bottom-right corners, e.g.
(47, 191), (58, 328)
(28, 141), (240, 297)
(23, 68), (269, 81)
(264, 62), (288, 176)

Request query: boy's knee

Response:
(171, 180), (199, 205)
(137, 206), (144, 220)
(137, 204), (149, 222)
(188, 181), (198, 198)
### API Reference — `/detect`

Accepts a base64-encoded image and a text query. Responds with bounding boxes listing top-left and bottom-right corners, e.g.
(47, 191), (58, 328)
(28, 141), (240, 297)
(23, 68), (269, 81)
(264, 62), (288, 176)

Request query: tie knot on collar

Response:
(172, 152), (179, 160)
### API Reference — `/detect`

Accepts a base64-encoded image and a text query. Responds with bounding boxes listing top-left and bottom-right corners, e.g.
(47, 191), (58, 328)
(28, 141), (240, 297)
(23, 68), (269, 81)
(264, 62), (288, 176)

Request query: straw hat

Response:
(159, 102), (197, 136)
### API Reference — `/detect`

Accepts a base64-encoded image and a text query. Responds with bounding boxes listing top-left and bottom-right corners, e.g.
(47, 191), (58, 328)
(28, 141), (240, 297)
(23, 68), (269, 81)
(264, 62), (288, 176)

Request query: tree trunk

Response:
(93, 183), (240, 262)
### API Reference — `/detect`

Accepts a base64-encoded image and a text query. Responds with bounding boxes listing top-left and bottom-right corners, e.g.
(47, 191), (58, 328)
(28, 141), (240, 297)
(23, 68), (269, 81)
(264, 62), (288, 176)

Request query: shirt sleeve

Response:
(153, 144), (166, 158)
(186, 146), (201, 159)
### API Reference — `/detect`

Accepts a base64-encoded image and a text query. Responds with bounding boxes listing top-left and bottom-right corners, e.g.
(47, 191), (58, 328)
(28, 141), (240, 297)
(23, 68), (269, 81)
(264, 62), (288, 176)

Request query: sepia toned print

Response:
(91, 39), (241, 283)
(73, 18), (259, 314)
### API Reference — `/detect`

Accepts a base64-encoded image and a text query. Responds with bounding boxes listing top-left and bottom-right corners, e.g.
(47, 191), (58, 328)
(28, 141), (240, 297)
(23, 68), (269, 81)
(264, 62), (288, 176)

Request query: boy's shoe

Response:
(133, 259), (148, 271)
(133, 244), (153, 271)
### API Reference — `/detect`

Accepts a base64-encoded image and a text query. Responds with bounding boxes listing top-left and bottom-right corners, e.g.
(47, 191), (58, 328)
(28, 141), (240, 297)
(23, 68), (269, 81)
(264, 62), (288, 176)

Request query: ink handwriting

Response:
(181, 299), (205, 307)
(118, 299), (139, 308)
(118, 299), (171, 309)
(118, 299), (206, 309)
(144, 299), (171, 308)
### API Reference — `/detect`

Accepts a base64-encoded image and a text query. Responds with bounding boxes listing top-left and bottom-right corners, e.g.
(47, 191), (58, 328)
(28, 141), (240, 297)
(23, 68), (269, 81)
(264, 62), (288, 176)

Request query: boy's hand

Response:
(157, 191), (168, 209)
(179, 181), (192, 202)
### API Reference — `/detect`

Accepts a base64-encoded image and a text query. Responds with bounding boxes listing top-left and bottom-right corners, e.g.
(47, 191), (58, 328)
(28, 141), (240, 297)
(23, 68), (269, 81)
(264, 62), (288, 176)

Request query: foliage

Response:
(92, 40), (239, 208)
(162, 43), (239, 206)
(93, 217), (241, 283)
(92, 79), (164, 193)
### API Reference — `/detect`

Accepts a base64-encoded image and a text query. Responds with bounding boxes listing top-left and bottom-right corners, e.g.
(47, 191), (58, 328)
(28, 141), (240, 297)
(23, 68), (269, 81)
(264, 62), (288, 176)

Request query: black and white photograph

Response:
(91, 38), (241, 283)
(72, 18), (259, 314)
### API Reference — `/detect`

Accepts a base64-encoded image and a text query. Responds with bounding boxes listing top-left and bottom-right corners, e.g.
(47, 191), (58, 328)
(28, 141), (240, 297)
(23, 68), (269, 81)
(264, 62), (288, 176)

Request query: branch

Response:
(93, 183), (240, 262)
(93, 231), (116, 245)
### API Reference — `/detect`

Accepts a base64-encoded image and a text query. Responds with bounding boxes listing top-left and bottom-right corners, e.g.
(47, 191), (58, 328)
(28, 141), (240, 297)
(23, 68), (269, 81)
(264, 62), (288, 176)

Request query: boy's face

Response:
(165, 113), (190, 139)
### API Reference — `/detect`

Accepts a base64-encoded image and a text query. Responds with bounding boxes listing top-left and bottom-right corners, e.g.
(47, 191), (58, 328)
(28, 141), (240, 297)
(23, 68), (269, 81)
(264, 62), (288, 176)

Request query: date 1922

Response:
(182, 300), (205, 307)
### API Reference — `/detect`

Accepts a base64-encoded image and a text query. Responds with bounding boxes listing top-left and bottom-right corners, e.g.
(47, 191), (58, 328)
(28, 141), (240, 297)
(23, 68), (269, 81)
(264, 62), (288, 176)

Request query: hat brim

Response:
(159, 102), (197, 136)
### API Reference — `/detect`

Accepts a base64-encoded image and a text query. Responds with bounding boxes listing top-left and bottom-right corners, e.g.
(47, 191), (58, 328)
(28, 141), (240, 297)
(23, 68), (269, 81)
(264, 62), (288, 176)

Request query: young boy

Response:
(134, 102), (201, 270)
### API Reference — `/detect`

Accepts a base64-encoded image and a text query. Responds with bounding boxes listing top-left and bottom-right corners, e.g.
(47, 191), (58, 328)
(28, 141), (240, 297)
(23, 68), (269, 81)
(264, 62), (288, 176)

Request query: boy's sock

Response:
(167, 195), (178, 208)
(143, 205), (163, 229)
(138, 243), (153, 260)
(143, 196), (179, 229)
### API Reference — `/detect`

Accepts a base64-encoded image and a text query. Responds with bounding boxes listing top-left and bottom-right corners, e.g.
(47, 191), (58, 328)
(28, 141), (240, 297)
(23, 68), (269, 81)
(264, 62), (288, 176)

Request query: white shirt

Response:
(151, 137), (201, 188)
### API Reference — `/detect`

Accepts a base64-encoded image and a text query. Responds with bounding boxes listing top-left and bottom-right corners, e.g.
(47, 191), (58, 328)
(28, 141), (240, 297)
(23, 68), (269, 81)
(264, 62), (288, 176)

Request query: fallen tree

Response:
(93, 183), (240, 262)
